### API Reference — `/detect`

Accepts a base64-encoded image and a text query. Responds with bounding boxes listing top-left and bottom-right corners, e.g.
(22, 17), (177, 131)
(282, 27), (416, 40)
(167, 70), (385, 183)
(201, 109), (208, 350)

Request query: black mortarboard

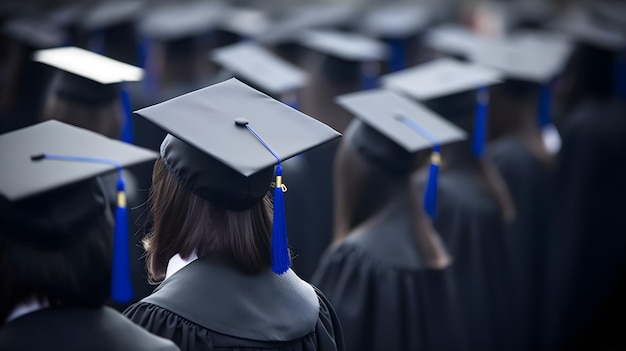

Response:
(3, 17), (65, 49)
(0, 120), (158, 302)
(211, 42), (308, 99)
(382, 57), (502, 157)
(134, 77), (340, 273)
(80, 0), (145, 31)
(424, 23), (487, 60)
(219, 7), (270, 39)
(34, 46), (144, 142)
(336, 89), (466, 217)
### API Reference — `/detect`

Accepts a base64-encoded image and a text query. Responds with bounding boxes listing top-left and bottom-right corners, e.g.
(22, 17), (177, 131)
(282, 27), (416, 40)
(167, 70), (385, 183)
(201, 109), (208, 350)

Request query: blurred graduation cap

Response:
(382, 57), (502, 157)
(358, 2), (431, 72)
(34, 46), (144, 142)
(79, 0), (146, 63)
(469, 34), (573, 153)
(336, 89), (466, 217)
(3, 17), (65, 49)
(297, 29), (389, 89)
(134, 78), (340, 274)
(218, 7), (270, 41)
(0, 120), (158, 302)
(424, 24), (488, 60)
(211, 42), (308, 107)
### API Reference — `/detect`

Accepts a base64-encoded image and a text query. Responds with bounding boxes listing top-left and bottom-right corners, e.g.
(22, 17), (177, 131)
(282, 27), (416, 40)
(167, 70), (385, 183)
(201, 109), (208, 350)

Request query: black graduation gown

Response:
(312, 195), (469, 351)
(544, 100), (626, 350)
(433, 169), (514, 351)
(123, 256), (344, 351)
(0, 306), (180, 351)
(489, 136), (554, 350)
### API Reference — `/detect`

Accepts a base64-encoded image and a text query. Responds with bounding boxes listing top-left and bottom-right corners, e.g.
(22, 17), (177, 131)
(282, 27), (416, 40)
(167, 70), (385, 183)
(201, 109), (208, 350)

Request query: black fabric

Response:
(124, 256), (344, 351)
(312, 193), (470, 351)
(489, 136), (554, 351)
(433, 169), (515, 351)
(54, 71), (120, 105)
(0, 306), (179, 351)
(544, 99), (626, 351)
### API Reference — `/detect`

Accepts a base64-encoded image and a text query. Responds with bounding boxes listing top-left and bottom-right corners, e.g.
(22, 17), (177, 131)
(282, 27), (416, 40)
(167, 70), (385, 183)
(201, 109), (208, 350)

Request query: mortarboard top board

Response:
(337, 89), (467, 154)
(3, 18), (65, 49)
(469, 35), (573, 83)
(551, 9), (626, 51)
(297, 29), (389, 62)
(219, 7), (270, 38)
(358, 2), (431, 39)
(138, 1), (229, 42)
(0, 120), (157, 203)
(45, 2), (86, 29)
(211, 42), (309, 96)
(382, 57), (502, 101)
(424, 24), (489, 59)
(134, 77), (340, 210)
(34, 46), (144, 104)
(79, 0), (146, 30)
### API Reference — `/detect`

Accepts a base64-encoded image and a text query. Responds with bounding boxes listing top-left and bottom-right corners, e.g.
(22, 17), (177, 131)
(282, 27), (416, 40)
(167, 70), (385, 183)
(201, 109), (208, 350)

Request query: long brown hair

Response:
(143, 158), (273, 283)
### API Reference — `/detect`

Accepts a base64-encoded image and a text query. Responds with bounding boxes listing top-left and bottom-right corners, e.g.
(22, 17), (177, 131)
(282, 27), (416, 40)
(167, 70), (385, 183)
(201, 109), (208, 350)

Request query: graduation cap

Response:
(134, 78), (340, 274)
(382, 57), (502, 157)
(34, 46), (144, 142)
(297, 29), (389, 89)
(358, 2), (431, 72)
(219, 7), (270, 39)
(3, 17), (65, 49)
(470, 35), (573, 153)
(0, 120), (158, 302)
(211, 42), (308, 108)
(424, 24), (488, 60)
(336, 89), (466, 217)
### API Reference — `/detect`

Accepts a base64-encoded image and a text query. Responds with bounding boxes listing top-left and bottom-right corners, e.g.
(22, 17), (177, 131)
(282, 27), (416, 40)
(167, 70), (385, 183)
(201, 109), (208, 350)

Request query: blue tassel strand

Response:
(388, 38), (407, 73)
(237, 119), (291, 274)
(31, 154), (133, 303)
(120, 88), (133, 144)
(423, 146), (441, 218)
(538, 83), (552, 128)
(111, 176), (132, 303)
(473, 86), (489, 157)
(361, 62), (379, 90)
(271, 165), (290, 274)
(396, 114), (442, 218)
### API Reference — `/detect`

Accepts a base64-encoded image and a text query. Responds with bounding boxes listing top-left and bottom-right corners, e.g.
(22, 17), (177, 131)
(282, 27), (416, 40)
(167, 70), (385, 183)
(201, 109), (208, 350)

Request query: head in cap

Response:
(383, 57), (502, 157)
(35, 46), (144, 140)
(0, 120), (157, 321)
(133, 78), (339, 281)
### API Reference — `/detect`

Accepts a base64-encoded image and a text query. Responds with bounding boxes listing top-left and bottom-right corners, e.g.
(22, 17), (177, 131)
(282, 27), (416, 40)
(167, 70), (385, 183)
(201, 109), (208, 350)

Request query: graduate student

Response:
(123, 78), (344, 351)
(469, 33), (572, 350)
(0, 120), (178, 351)
(313, 89), (470, 351)
(382, 57), (517, 351)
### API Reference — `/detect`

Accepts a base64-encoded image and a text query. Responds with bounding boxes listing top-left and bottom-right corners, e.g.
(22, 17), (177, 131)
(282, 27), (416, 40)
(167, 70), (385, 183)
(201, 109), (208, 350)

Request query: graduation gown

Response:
(312, 194), (469, 351)
(433, 169), (514, 351)
(544, 99), (626, 350)
(489, 136), (554, 350)
(123, 256), (344, 351)
(0, 306), (179, 351)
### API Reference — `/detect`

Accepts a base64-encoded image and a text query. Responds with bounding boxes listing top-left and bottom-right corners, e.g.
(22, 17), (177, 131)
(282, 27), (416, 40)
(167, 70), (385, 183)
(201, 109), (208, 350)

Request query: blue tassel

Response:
(472, 86), (489, 157)
(138, 36), (159, 95)
(538, 83), (552, 128)
(271, 165), (290, 274)
(423, 146), (441, 218)
(111, 175), (132, 303)
(388, 38), (407, 73)
(613, 50), (626, 100)
(361, 62), (379, 90)
(120, 88), (133, 144)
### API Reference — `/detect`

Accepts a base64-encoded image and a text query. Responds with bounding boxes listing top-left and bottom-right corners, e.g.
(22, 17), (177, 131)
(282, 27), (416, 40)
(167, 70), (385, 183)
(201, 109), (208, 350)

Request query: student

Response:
(0, 120), (178, 351)
(313, 89), (470, 351)
(382, 57), (516, 351)
(123, 78), (344, 351)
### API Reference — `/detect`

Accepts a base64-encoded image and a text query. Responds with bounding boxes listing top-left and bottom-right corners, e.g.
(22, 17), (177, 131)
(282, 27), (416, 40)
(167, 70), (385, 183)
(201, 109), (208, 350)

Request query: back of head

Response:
(0, 179), (113, 322)
(142, 157), (273, 283)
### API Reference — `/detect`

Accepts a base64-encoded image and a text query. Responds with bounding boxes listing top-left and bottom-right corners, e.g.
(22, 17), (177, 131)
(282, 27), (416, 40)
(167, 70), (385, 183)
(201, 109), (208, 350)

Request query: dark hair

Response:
(143, 158), (273, 283)
(0, 211), (113, 322)
(41, 95), (122, 139)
